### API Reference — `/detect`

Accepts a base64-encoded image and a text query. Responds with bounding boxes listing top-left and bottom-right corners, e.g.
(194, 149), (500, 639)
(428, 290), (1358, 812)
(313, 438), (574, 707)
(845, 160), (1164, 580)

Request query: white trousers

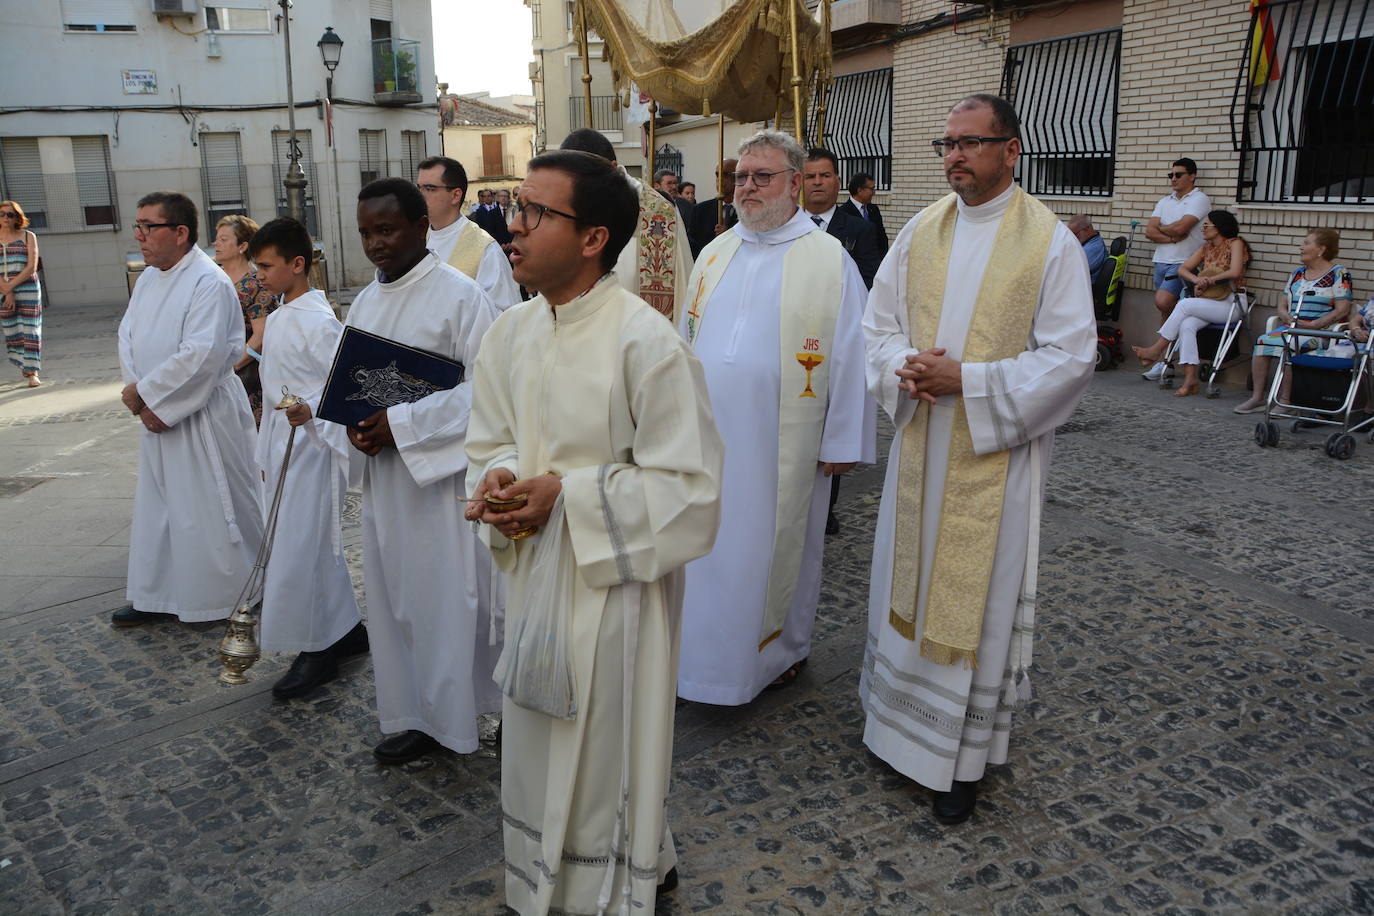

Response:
(1161, 297), (1237, 365)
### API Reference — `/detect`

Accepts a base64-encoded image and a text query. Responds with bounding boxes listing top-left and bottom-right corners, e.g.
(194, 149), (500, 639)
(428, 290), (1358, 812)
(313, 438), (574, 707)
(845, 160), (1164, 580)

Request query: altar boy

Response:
(249, 218), (367, 699)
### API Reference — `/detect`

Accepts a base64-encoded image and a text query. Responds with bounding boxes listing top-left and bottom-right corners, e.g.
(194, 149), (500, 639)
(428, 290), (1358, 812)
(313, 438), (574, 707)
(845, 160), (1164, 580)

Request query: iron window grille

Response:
(359, 129), (389, 186)
(1232, 0), (1373, 205)
(568, 95), (620, 132)
(810, 67), (893, 191)
(199, 132), (250, 240)
(0, 136), (119, 232)
(655, 145), (683, 179)
(1001, 28), (1121, 198)
(401, 131), (427, 182)
(271, 130), (320, 236)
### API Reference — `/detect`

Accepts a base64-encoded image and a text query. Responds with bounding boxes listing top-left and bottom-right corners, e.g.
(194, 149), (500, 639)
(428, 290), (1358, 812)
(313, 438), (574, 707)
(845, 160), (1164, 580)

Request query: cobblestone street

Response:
(2, 302), (1372, 914)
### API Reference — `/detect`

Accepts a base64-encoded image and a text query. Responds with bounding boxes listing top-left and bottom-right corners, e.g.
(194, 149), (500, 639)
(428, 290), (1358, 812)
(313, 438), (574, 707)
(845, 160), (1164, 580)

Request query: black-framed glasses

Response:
(1167, 171), (1189, 179)
(730, 169), (793, 188)
(0, 212), (18, 220)
(416, 183), (456, 193)
(930, 136), (1013, 158)
(515, 200), (580, 230)
(133, 221), (179, 235)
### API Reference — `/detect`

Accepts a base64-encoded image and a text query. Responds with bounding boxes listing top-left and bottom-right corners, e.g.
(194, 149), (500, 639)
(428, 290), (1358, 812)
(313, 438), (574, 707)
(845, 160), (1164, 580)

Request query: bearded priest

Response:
(676, 129), (874, 707)
(860, 94), (1096, 826)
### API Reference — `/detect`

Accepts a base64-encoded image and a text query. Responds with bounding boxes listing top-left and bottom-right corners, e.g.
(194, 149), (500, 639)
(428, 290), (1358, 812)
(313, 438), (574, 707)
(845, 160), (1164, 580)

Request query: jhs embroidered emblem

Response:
(796, 337), (824, 398)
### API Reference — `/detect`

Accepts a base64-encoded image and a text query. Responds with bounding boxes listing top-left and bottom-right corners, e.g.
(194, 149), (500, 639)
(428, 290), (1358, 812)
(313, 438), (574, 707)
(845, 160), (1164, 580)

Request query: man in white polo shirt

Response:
(1142, 158), (1210, 379)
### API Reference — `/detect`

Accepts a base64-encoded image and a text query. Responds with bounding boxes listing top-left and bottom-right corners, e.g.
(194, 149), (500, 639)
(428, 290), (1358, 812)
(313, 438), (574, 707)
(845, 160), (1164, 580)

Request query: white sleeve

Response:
(476, 242), (521, 311)
(1187, 192), (1212, 220)
(820, 251), (876, 464)
(134, 276), (239, 426)
(861, 212), (922, 430)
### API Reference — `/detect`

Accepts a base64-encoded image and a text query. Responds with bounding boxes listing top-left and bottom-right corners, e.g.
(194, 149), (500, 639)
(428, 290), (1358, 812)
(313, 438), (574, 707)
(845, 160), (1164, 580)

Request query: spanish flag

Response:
(1250, 0), (1280, 84)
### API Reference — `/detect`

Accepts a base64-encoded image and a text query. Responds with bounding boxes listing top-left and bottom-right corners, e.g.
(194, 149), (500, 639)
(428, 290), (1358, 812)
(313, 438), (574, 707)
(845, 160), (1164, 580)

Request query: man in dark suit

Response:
(838, 171), (888, 254)
(688, 158), (738, 258)
(803, 148), (882, 290)
(470, 189), (512, 246)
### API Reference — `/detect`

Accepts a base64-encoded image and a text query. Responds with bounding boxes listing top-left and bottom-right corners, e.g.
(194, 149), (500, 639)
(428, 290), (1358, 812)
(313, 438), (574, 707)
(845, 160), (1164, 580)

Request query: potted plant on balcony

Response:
(394, 49), (416, 92)
(375, 45), (395, 93)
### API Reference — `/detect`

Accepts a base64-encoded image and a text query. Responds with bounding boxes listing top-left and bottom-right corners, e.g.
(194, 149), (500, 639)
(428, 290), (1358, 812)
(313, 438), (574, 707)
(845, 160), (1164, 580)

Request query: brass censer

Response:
(218, 387), (303, 685)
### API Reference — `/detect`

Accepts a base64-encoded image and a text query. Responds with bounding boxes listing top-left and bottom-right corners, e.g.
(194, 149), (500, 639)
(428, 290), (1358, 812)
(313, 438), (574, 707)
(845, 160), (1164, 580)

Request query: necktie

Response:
(860, 204), (868, 220)
(811, 216), (823, 227)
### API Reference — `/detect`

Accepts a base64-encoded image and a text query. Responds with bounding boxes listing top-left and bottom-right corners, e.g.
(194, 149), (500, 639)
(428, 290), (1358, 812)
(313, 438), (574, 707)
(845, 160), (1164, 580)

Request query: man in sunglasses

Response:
(417, 155), (520, 310)
(860, 94), (1096, 826)
(1144, 158), (1211, 379)
(113, 191), (264, 629)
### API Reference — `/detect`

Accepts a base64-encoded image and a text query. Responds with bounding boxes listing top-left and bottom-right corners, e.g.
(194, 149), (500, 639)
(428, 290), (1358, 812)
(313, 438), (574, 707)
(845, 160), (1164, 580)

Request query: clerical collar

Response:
(956, 182), (1017, 223)
(375, 251), (438, 289)
(428, 213), (466, 236)
(735, 206), (814, 246)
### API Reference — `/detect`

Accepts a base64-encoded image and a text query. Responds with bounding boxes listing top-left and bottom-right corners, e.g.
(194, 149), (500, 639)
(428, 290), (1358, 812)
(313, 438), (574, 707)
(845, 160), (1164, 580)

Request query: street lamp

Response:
(278, 0), (307, 225)
(317, 26), (346, 292)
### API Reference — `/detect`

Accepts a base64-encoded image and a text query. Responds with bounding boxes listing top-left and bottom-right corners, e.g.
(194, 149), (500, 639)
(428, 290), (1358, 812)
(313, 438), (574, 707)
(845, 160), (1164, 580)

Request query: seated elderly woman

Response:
(1132, 210), (1250, 397)
(1233, 227), (1354, 414)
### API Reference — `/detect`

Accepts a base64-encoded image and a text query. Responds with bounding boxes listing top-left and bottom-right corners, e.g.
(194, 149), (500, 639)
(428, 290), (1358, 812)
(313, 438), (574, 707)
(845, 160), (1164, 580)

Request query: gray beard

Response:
(737, 195), (796, 233)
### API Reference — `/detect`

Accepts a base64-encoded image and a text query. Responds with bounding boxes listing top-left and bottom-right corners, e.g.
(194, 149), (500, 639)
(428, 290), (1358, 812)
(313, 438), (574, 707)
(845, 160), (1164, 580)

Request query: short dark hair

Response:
(358, 177), (428, 222)
(847, 172), (873, 195)
(653, 168), (677, 185)
(953, 93), (1022, 141)
(1173, 157), (1198, 175)
(1206, 209), (1239, 239)
(527, 149), (638, 272)
(680, 181), (695, 192)
(806, 147), (839, 172)
(559, 128), (617, 163)
(137, 191), (199, 246)
(248, 217), (314, 269)
(417, 155), (468, 202)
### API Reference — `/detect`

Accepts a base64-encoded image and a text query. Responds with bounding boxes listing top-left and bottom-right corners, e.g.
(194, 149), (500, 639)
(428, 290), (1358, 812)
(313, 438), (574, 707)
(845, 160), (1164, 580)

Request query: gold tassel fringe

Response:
(919, 637), (979, 670)
(888, 609), (916, 641)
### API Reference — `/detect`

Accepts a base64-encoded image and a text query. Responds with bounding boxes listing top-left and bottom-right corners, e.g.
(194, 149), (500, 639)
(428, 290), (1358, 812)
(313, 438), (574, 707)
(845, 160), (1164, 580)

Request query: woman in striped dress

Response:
(0, 200), (42, 387)
(1233, 228), (1354, 414)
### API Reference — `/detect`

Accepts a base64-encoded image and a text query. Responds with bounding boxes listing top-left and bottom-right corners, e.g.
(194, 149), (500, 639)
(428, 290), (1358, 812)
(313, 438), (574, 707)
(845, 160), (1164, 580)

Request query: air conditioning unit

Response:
(152, 0), (199, 18)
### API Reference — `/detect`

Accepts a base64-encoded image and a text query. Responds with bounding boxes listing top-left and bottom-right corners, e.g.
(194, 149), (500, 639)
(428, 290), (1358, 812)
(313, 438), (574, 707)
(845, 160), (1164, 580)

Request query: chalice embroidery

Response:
(796, 351), (825, 398)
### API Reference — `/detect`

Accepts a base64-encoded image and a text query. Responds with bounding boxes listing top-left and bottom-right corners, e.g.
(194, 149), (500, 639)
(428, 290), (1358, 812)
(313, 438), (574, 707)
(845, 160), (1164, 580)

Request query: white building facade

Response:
(0, 0), (439, 304)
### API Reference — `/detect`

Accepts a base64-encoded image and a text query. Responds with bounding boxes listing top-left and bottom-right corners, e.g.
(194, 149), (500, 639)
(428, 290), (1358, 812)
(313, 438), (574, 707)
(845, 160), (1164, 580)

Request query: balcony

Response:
(831, 0), (900, 34)
(372, 38), (423, 106)
(568, 95), (620, 132)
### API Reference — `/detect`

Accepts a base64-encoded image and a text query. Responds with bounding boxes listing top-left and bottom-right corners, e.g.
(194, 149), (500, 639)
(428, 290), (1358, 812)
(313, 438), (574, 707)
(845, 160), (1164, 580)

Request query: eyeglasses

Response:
(1168, 171), (1189, 179)
(0, 212), (17, 220)
(930, 136), (1013, 158)
(515, 200), (580, 231)
(730, 169), (793, 188)
(416, 183), (456, 193)
(133, 221), (179, 235)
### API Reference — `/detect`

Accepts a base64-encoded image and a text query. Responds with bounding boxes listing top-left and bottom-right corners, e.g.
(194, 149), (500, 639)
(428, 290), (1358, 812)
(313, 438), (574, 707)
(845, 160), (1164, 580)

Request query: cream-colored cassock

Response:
(427, 215), (521, 310)
(345, 254), (503, 752)
(677, 208), (874, 706)
(254, 289), (361, 652)
(614, 168), (693, 320)
(466, 276), (723, 916)
(117, 247), (263, 621)
(859, 185), (1096, 791)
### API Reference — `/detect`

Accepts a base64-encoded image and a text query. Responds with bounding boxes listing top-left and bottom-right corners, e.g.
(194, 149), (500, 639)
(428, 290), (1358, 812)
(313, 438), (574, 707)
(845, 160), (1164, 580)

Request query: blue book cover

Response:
(317, 326), (464, 428)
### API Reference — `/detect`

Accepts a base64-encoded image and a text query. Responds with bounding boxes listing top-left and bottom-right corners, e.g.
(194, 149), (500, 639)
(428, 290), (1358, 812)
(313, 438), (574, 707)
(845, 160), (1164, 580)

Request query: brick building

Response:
(825, 0), (1372, 346)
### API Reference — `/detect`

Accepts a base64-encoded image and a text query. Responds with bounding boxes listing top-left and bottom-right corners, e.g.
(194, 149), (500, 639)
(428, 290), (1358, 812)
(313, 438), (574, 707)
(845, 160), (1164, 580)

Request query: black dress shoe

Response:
(271, 650), (338, 699)
(332, 622), (370, 658)
(111, 606), (171, 628)
(373, 730), (442, 765)
(656, 867), (678, 895)
(933, 780), (979, 825)
(825, 513), (840, 536)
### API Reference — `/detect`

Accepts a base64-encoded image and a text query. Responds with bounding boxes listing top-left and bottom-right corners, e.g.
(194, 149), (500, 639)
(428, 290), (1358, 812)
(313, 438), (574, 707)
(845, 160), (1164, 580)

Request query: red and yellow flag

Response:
(1250, 0), (1281, 84)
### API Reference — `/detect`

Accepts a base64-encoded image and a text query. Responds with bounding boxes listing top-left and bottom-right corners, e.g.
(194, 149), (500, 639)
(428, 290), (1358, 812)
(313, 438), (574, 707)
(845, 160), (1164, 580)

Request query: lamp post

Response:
(278, 0), (307, 225)
(317, 26), (345, 294)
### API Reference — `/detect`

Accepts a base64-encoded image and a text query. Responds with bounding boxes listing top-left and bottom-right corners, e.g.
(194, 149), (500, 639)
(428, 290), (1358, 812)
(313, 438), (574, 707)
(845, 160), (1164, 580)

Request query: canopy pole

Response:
(717, 113), (725, 227)
(787, 0), (803, 146)
(648, 99), (658, 178)
(577, 1), (593, 129)
(816, 0), (833, 144)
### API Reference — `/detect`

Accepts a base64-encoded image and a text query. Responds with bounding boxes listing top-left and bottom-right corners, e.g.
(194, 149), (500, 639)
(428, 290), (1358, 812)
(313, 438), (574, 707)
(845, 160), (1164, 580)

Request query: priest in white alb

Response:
(676, 130), (874, 707)
(860, 94), (1096, 825)
(113, 191), (263, 628)
(345, 178), (503, 766)
(560, 128), (693, 323)
(465, 150), (723, 915)
(419, 155), (521, 310)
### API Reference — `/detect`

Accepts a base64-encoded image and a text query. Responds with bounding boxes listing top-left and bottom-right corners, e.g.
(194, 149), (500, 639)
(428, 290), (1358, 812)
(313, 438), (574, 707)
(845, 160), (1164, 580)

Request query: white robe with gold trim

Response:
(859, 185), (1095, 791)
(427, 214), (521, 310)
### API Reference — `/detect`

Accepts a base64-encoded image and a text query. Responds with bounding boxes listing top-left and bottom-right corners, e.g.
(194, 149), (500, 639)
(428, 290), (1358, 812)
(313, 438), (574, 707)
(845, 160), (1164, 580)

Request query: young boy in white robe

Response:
(248, 218), (367, 699)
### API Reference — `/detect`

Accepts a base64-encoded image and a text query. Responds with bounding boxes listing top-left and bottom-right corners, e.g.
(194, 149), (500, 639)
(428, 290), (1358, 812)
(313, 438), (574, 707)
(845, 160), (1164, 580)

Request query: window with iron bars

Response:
(1233, 0), (1373, 205)
(359, 129), (389, 186)
(1001, 29), (1120, 198)
(401, 130), (427, 182)
(0, 136), (119, 232)
(199, 132), (249, 240)
(809, 67), (893, 191)
(271, 130), (320, 236)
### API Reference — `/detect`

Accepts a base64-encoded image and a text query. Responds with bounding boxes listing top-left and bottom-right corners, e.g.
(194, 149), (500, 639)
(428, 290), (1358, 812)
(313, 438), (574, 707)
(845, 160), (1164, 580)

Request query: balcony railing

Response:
(372, 38), (423, 105)
(568, 95), (620, 132)
(480, 155), (519, 179)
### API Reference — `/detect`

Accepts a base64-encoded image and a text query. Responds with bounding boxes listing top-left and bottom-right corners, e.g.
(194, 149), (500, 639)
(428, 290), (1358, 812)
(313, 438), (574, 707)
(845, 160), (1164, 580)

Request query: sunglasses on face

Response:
(1168, 172), (1188, 179)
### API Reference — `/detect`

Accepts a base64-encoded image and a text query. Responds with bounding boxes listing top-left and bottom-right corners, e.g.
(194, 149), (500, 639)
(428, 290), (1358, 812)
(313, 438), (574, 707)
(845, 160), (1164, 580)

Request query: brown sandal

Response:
(766, 657), (808, 690)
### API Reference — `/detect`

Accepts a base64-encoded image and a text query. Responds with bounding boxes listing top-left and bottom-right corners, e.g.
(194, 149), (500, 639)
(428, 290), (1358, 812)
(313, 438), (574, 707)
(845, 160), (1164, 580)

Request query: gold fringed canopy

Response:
(578, 0), (828, 124)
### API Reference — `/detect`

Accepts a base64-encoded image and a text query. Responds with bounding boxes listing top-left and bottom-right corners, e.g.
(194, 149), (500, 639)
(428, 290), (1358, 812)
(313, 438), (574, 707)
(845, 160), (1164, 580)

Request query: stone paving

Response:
(1, 302), (1373, 914)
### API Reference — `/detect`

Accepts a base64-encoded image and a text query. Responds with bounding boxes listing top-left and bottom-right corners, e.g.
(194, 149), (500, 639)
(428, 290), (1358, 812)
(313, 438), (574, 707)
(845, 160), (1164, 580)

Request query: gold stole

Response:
(446, 219), (495, 281)
(635, 184), (680, 322)
(687, 226), (844, 649)
(889, 188), (1056, 666)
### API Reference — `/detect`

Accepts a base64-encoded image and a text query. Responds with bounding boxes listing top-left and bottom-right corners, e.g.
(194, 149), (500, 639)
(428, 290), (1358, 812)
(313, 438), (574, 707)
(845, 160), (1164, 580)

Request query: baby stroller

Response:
(1252, 306), (1374, 459)
(1090, 223), (1133, 370)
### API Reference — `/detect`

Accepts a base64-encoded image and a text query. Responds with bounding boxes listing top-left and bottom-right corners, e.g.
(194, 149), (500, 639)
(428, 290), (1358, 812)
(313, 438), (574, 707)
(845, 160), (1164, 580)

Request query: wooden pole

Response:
(648, 100), (658, 178)
(577, 2), (593, 129)
(787, 0), (803, 146)
(816, 0), (833, 144)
